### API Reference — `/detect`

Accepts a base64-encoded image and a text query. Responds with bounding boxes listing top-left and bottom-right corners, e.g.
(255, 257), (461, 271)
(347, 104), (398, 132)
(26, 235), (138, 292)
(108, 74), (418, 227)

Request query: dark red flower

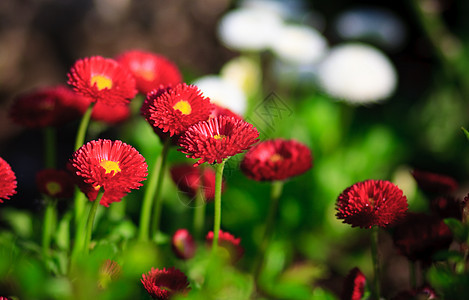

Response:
(171, 229), (197, 260)
(67, 56), (137, 105)
(116, 50), (182, 95)
(36, 169), (74, 199)
(91, 102), (131, 124)
(336, 180), (408, 228)
(411, 169), (458, 195)
(72, 94), (131, 124)
(340, 267), (366, 300)
(69, 139), (148, 206)
(9, 85), (84, 128)
(206, 230), (244, 263)
(241, 139), (312, 181)
(392, 212), (453, 263)
(431, 196), (463, 220)
(170, 164), (224, 201)
(178, 115), (259, 166)
(0, 157), (17, 203)
(141, 267), (190, 300)
(209, 103), (243, 120)
(142, 84), (212, 137)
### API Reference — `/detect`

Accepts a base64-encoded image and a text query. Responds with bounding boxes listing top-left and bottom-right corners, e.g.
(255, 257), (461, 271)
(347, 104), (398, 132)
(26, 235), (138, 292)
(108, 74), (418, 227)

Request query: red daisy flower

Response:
(209, 103), (243, 120)
(170, 164), (224, 201)
(171, 229), (197, 260)
(392, 212), (453, 263)
(0, 157), (17, 203)
(141, 267), (190, 300)
(206, 230), (244, 263)
(142, 83), (212, 137)
(9, 85), (84, 128)
(67, 56), (137, 105)
(340, 267), (367, 300)
(178, 115), (259, 166)
(69, 139), (148, 207)
(336, 179), (408, 228)
(241, 139), (312, 181)
(411, 169), (458, 195)
(116, 50), (182, 95)
(36, 169), (74, 199)
(98, 259), (121, 289)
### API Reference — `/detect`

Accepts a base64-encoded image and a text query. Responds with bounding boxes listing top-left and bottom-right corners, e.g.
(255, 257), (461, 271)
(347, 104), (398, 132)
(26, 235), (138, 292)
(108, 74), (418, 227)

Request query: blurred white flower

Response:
(193, 75), (247, 115)
(269, 24), (328, 65)
(334, 7), (406, 51)
(317, 43), (397, 104)
(220, 56), (261, 97)
(240, 0), (307, 21)
(217, 8), (283, 51)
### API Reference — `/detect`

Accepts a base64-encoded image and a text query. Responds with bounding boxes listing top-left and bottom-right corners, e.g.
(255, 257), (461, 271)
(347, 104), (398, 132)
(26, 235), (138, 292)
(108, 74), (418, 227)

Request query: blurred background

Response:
(2, 0), (469, 298)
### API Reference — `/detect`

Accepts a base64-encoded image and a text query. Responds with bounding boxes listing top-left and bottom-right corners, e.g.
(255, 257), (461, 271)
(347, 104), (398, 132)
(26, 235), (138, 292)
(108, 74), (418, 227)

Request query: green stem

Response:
(43, 127), (56, 168)
(74, 102), (95, 151)
(138, 138), (171, 242)
(42, 197), (57, 257)
(83, 190), (103, 255)
(193, 186), (206, 240)
(410, 261), (417, 289)
(253, 181), (284, 281)
(371, 226), (381, 300)
(150, 139), (171, 239)
(212, 160), (226, 250)
(73, 102), (95, 231)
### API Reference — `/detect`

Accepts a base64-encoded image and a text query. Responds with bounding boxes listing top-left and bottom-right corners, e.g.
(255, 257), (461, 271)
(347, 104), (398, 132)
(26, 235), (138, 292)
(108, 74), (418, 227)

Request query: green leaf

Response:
(0, 208), (33, 238)
(444, 218), (468, 242)
(461, 127), (469, 141)
(428, 265), (469, 300)
(55, 212), (72, 251)
(310, 288), (339, 300)
(432, 250), (464, 263)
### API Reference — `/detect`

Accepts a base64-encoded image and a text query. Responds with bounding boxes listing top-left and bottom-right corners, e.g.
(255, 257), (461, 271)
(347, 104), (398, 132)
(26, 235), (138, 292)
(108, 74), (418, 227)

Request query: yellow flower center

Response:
(100, 160), (121, 175)
(173, 100), (192, 115)
(213, 134), (227, 140)
(136, 69), (156, 81)
(91, 75), (113, 90)
(46, 181), (62, 196)
(269, 153), (283, 162)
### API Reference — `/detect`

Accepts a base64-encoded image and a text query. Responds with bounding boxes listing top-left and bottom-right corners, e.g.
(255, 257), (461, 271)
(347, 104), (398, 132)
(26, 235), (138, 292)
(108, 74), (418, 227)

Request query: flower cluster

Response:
(67, 56), (138, 105)
(69, 139), (148, 206)
(206, 230), (244, 263)
(141, 83), (212, 137)
(9, 86), (85, 128)
(178, 115), (259, 166)
(241, 139), (312, 181)
(0, 157), (17, 203)
(36, 169), (74, 199)
(171, 229), (197, 260)
(116, 49), (182, 95)
(141, 267), (190, 300)
(336, 179), (408, 228)
(170, 164), (224, 201)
